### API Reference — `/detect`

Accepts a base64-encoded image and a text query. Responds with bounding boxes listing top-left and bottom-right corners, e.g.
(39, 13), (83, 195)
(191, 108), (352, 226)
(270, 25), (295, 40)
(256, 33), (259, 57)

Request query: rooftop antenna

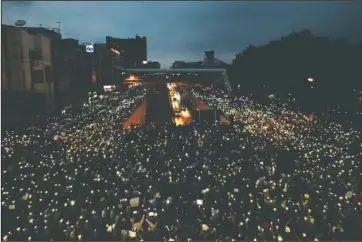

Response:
(56, 21), (62, 33)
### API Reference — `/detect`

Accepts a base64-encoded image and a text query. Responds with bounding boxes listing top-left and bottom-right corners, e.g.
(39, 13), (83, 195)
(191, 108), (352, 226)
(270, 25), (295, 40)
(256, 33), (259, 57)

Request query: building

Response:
(171, 61), (186, 69)
(53, 39), (93, 109)
(171, 61), (203, 69)
(202, 50), (228, 68)
(93, 43), (113, 87)
(171, 51), (228, 69)
(140, 61), (161, 69)
(2, 24), (93, 128)
(106, 35), (147, 69)
(204, 50), (215, 60)
(2, 24), (60, 121)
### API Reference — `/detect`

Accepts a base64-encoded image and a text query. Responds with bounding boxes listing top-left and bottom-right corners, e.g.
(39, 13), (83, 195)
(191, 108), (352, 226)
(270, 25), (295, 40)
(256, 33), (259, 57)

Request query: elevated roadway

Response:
(117, 68), (233, 94)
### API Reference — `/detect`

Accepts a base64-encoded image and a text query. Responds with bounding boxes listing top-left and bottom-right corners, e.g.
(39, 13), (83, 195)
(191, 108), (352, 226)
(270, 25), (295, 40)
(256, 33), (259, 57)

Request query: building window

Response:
(29, 49), (42, 60)
(32, 70), (44, 83)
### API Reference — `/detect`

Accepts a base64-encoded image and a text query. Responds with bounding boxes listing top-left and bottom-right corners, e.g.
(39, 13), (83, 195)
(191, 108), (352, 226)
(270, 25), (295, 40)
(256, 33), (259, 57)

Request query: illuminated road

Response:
(167, 83), (193, 126)
(145, 83), (174, 124)
(122, 83), (230, 128)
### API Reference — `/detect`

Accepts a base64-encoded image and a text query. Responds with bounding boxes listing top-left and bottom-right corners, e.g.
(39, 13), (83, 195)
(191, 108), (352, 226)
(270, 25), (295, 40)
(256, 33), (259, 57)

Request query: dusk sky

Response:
(3, 1), (362, 68)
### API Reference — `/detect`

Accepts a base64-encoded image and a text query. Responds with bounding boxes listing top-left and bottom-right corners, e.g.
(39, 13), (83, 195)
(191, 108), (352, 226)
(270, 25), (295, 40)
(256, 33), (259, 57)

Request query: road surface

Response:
(146, 83), (174, 124)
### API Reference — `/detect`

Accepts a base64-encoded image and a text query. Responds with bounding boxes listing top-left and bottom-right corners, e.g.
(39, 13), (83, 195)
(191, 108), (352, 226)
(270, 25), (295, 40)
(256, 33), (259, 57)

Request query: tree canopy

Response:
(230, 30), (362, 94)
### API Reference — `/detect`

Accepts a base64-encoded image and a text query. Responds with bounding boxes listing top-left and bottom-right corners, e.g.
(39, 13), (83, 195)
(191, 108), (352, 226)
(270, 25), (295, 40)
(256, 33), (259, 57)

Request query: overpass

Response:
(120, 68), (227, 73)
(117, 68), (233, 94)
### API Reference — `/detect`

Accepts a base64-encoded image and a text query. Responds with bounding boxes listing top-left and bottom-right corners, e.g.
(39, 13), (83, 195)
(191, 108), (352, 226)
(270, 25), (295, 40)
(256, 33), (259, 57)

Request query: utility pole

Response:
(99, 55), (102, 87)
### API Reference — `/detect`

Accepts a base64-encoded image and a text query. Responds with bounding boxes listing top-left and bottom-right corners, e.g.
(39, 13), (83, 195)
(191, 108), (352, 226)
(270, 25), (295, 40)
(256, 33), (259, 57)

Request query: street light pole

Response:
(42, 61), (51, 108)
(43, 62), (46, 84)
(99, 55), (102, 87)
(56, 21), (62, 33)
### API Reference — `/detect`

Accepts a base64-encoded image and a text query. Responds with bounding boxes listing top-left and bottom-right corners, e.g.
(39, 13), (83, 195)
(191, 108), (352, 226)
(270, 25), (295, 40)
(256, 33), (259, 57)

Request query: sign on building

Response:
(86, 44), (94, 53)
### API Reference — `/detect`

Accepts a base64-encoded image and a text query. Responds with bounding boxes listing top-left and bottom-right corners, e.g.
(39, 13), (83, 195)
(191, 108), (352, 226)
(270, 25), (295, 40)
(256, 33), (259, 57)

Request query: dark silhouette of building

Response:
(51, 39), (93, 110)
(204, 50), (215, 60)
(171, 61), (203, 69)
(141, 61), (161, 69)
(171, 61), (186, 69)
(172, 51), (228, 69)
(106, 35), (147, 69)
(93, 43), (113, 87)
(202, 50), (228, 68)
(70, 40), (93, 106)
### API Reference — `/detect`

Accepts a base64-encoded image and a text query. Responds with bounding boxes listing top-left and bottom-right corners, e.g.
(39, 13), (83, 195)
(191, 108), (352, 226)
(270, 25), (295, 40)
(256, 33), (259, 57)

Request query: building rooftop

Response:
(2, 24), (19, 29)
(106, 35), (146, 41)
(22, 27), (58, 35)
(21, 26), (62, 40)
(2, 24), (62, 41)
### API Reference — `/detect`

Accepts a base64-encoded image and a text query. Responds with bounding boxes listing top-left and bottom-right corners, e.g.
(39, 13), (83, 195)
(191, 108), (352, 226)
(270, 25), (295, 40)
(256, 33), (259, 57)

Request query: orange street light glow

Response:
(110, 48), (120, 55)
(125, 75), (141, 81)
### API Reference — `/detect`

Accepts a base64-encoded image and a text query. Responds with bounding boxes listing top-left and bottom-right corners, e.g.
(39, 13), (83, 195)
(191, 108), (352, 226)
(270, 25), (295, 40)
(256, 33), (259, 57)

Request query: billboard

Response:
(103, 85), (116, 92)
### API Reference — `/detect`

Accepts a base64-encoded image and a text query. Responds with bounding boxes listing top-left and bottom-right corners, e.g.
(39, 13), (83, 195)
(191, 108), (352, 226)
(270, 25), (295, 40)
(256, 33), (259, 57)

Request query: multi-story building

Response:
(140, 61), (161, 69)
(204, 50), (215, 60)
(171, 61), (203, 69)
(2, 24), (60, 119)
(93, 43), (113, 86)
(171, 51), (228, 69)
(203, 50), (228, 68)
(2, 24), (92, 127)
(171, 61), (186, 69)
(106, 35), (147, 69)
(53, 39), (93, 109)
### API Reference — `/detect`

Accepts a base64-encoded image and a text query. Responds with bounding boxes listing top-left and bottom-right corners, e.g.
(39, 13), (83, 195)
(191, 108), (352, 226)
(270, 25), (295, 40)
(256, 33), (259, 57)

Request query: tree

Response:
(229, 29), (362, 110)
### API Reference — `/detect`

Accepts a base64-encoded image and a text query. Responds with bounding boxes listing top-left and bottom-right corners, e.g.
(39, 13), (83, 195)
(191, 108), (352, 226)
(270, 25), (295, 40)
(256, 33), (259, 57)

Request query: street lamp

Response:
(307, 77), (329, 120)
(307, 77), (315, 90)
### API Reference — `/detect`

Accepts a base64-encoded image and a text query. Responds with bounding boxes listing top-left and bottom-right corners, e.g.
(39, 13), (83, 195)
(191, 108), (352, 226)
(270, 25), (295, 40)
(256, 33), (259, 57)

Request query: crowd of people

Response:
(2, 83), (362, 241)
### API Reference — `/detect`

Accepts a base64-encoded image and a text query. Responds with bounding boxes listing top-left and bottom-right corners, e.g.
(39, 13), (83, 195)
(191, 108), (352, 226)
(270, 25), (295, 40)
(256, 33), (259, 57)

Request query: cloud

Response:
(2, 1), (362, 67)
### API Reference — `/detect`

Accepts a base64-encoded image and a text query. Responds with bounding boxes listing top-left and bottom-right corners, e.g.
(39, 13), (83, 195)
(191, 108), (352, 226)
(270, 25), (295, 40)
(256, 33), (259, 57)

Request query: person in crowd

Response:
(2, 83), (362, 241)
